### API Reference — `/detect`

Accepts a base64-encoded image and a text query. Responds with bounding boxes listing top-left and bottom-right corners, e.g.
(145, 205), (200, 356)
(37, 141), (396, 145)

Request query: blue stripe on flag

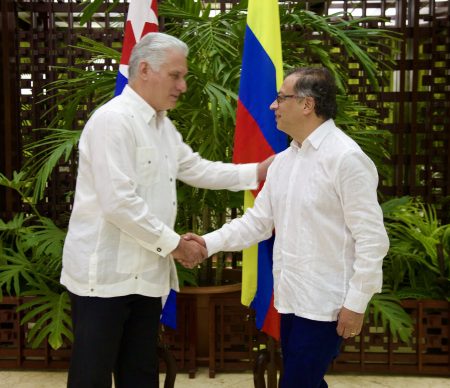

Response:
(114, 70), (129, 97)
(160, 289), (177, 328)
(250, 235), (275, 329)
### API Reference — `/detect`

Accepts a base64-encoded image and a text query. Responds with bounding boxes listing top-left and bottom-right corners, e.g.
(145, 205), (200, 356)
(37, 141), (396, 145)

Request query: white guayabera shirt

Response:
(61, 85), (259, 298)
(204, 119), (390, 321)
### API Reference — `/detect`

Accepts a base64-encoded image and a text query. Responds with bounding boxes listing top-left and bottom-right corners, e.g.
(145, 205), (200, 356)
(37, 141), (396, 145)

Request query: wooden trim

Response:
(0, 0), (19, 220)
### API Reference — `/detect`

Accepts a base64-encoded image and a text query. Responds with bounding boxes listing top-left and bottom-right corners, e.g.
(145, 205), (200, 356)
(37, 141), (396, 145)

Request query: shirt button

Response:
(148, 161), (152, 164)
(90, 288), (94, 292)
(172, 202), (176, 206)
(157, 247), (162, 252)
(135, 276), (138, 280)
(170, 178), (173, 182)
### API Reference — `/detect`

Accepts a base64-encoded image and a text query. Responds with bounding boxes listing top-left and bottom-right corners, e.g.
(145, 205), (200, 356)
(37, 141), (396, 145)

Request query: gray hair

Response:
(286, 67), (338, 120)
(128, 32), (189, 80)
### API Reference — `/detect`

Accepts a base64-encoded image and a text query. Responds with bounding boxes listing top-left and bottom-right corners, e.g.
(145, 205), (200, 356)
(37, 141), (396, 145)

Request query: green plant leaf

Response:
(18, 291), (72, 349)
(0, 247), (38, 297)
(0, 213), (26, 234)
(23, 128), (81, 202)
(79, 0), (122, 27)
(368, 293), (413, 343)
(20, 217), (66, 265)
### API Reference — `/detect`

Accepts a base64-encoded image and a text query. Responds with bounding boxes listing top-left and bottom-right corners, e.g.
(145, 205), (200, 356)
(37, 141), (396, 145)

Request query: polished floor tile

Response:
(0, 369), (448, 387)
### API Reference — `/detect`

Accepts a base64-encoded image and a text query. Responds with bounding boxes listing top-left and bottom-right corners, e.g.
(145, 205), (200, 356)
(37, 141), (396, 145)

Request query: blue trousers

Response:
(280, 314), (343, 388)
(67, 293), (162, 388)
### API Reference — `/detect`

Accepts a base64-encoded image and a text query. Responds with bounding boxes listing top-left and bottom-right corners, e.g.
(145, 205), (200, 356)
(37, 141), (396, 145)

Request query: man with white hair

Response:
(61, 32), (273, 388)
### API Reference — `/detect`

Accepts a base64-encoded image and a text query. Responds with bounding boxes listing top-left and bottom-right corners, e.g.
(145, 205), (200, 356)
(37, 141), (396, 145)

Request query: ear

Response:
(138, 60), (154, 81)
(303, 96), (315, 114)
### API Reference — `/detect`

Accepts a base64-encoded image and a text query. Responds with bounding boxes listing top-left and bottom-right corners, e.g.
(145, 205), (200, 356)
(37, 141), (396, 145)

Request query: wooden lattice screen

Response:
(326, 0), (450, 220)
(1, 0), (128, 224)
(1, 0), (450, 223)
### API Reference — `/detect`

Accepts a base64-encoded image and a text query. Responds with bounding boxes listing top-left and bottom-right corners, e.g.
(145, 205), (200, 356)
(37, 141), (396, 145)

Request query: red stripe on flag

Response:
(261, 293), (280, 341)
(233, 100), (276, 196)
(120, 21), (136, 65)
(141, 22), (158, 38)
(151, 0), (158, 16)
(233, 100), (275, 164)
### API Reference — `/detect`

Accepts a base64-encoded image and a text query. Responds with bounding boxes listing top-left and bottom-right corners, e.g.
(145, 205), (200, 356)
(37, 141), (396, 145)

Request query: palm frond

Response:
(381, 196), (412, 216)
(382, 197), (449, 296)
(0, 171), (34, 204)
(0, 213), (26, 235)
(23, 128), (80, 202)
(284, 10), (401, 91)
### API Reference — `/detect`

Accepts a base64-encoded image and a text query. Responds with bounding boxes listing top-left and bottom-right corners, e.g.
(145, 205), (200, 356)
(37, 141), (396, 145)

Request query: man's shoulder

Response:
(274, 147), (293, 162)
(327, 129), (377, 174)
(325, 126), (361, 153)
(90, 94), (133, 119)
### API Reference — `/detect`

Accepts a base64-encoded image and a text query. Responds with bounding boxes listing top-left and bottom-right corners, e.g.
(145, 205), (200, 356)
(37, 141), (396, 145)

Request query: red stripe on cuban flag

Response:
(115, 1), (177, 329)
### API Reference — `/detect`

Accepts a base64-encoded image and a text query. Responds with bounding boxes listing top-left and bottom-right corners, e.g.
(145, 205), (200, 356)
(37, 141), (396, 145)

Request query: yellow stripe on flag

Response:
(247, 0), (283, 89)
(241, 190), (257, 306)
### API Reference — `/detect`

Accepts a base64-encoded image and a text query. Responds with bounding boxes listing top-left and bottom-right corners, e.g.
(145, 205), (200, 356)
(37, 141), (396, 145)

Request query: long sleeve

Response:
(176, 137), (259, 191)
(203, 175), (275, 256)
(336, 150), (390, 313)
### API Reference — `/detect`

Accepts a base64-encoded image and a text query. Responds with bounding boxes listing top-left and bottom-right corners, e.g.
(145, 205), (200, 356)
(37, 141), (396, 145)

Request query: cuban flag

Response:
(115, 0), (177, 329)
(114, 0), (158, 96)
(233, 0), (287, 340)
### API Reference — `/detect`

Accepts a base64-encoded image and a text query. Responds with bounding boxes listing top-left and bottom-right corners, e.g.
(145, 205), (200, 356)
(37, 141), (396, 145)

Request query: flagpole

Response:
(267, 336), (278, 388)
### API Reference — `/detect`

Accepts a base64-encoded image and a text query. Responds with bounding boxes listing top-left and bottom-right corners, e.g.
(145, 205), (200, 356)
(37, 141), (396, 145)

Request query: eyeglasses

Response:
(275, 94), (300, 103)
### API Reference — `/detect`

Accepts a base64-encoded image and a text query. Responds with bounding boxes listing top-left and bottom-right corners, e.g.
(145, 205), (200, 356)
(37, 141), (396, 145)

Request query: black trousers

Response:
(67, 292), (162, 388)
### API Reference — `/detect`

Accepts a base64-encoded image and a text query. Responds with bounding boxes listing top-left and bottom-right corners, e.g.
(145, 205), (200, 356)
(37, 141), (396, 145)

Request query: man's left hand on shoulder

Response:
(257, 155), (276, 182)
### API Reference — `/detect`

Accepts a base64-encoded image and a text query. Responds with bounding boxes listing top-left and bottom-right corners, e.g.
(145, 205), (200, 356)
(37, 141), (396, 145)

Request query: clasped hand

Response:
(171, 233), (207, 269)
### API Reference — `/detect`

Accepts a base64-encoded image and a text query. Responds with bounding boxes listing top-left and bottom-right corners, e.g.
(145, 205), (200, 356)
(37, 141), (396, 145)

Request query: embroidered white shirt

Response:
(61, 85), (258, 298)
(204, 119), (389, 321)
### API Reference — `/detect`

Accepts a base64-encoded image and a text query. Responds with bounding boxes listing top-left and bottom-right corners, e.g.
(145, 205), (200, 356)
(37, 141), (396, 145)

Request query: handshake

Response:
(171, 233), (207, 269)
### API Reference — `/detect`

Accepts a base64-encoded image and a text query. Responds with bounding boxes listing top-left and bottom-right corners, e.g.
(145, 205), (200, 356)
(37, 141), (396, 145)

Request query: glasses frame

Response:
(276, 93), (301, 104)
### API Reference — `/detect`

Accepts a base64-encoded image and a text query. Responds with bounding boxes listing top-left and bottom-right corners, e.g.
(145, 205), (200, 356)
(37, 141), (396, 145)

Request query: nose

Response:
(178, 78), (187, 93)
(270, 99), (278, 111)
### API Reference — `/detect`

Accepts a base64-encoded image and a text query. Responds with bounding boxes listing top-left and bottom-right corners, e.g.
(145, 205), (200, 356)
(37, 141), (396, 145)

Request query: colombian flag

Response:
(233, 0), (287, 340)
(115, 0), (177, 329)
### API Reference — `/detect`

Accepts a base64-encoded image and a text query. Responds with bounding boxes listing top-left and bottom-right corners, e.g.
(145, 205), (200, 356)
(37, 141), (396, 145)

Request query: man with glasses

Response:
(187, 67), (389, 387)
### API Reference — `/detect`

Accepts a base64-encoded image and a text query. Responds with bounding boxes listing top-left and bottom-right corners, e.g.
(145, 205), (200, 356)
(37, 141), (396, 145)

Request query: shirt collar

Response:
(304, 119), (335, 150)
(122, 85), (167, 124)
(290, 139), (302, 150)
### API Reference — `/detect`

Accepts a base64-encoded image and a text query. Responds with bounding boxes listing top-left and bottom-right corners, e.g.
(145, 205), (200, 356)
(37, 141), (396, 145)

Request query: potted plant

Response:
(332, 196), (450, 374)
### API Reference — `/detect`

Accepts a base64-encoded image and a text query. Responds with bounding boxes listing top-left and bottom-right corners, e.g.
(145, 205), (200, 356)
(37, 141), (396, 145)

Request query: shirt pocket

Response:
(116, 232), (158, 274)
(136, 146), (160, 186)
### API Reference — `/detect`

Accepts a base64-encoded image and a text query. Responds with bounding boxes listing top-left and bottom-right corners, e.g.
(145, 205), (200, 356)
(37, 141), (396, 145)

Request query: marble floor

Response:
(0, 369), (448, 388)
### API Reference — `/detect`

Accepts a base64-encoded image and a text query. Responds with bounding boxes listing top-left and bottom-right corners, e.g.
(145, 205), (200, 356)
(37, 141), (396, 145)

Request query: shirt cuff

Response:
(203, 231), (223, 257)
(343, 287), (373, 314)
(136, 225), (180, 257)
(238, 163), (259, 189)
